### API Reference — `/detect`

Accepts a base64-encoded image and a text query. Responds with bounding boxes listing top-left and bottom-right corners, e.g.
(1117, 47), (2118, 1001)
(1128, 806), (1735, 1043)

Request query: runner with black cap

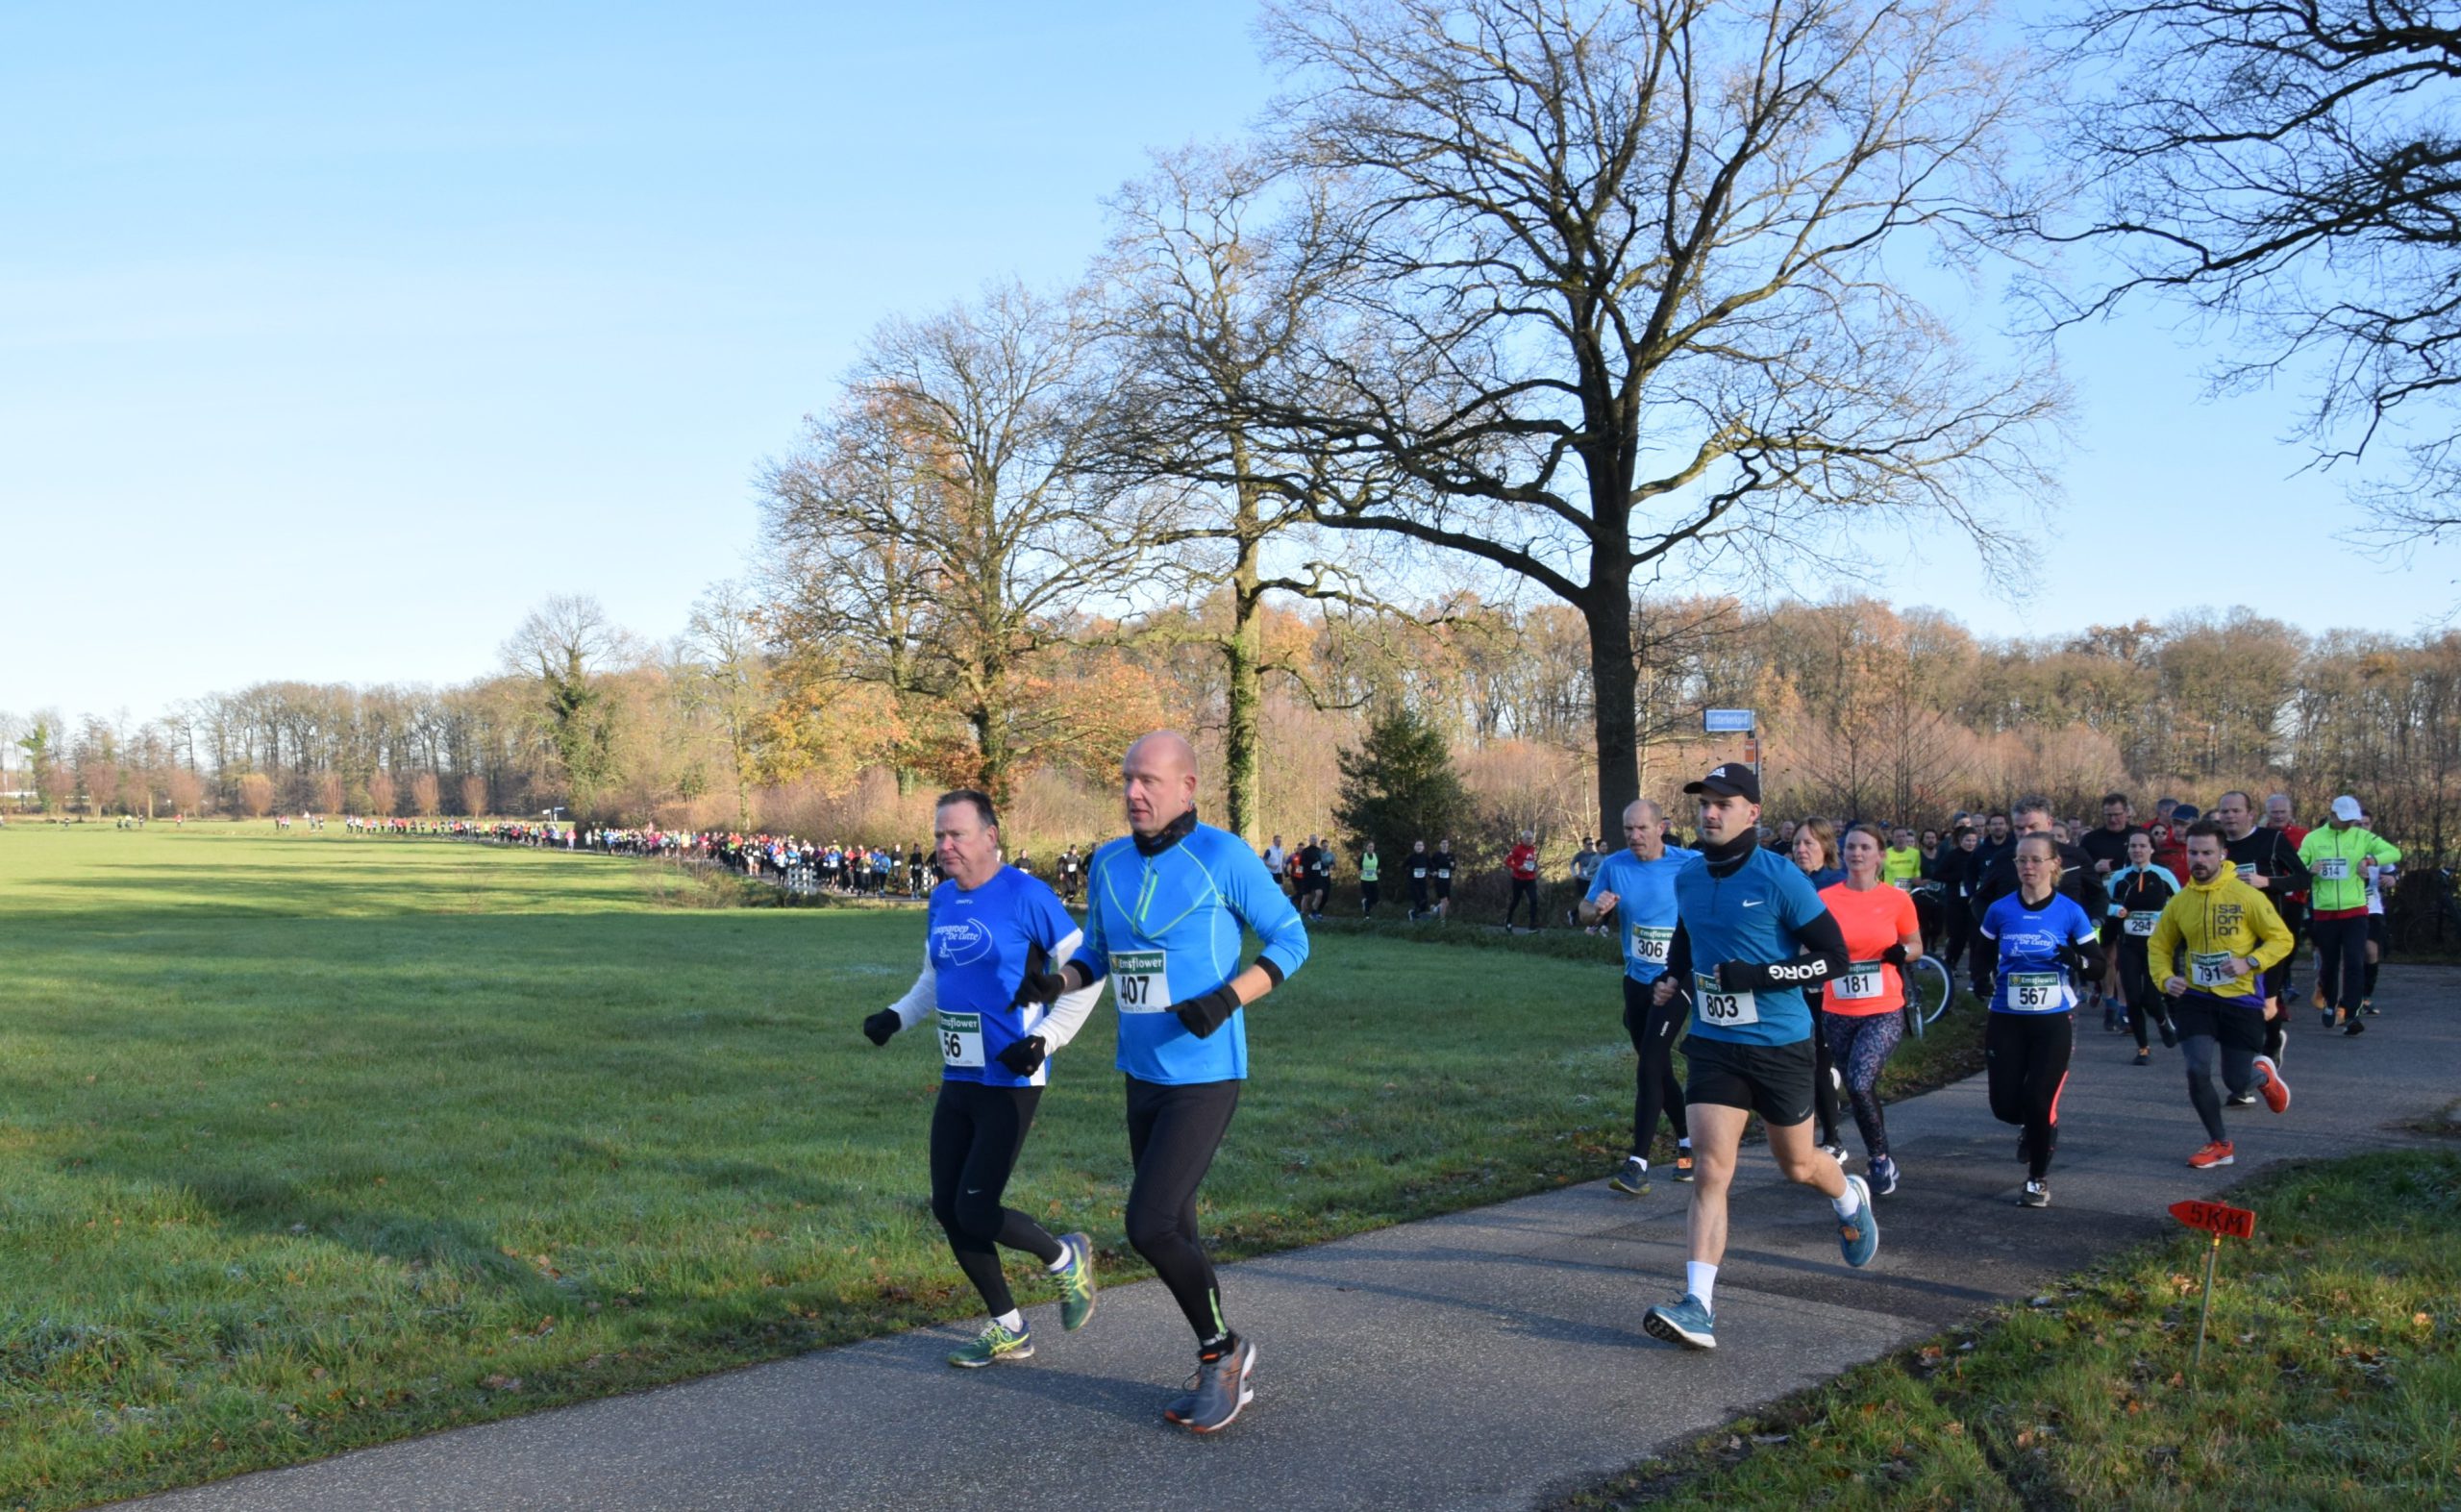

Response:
(1640, 762), (1877, 1352)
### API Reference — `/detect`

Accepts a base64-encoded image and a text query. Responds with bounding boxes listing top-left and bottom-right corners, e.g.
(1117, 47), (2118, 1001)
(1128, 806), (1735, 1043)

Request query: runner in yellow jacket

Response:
(2149, 822), (2296, 1169)
(2297, 795), (2401, 1033)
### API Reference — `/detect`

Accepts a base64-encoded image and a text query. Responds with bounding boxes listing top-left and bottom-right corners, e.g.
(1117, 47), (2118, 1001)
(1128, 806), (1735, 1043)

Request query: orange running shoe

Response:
(2251, 1054), (2291, 1114)
(2187, 1140), (2235, 1169)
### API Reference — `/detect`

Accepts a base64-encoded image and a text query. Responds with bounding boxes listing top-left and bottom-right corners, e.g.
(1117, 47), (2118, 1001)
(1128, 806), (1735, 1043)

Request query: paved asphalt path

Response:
(122, 966), (2461, 1512)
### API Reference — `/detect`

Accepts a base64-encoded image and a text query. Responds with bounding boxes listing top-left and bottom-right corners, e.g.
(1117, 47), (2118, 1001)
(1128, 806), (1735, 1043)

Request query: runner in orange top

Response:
(1818, 824), (1926, 1197)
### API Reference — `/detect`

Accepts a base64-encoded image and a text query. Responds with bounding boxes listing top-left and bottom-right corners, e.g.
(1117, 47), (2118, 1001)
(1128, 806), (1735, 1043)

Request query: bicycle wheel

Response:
(1902, 954), (1952, 1039)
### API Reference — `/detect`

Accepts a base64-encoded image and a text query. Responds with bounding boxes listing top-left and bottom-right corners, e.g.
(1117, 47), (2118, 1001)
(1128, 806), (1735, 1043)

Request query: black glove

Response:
(861, 1009), (902, 1046)
(2053, 942), (2084, 978)
(1011, 946), (1069, 1008)
(1882, 943), (1910, 968)
(1172, 984), (1241, 1039)
(1714, 959), (1755, 993)
(996, 1035), (1048, 1076)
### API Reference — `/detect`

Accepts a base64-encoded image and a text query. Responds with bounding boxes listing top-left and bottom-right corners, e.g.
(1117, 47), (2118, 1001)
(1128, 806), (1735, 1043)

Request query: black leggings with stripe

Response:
(1984, 1010), (2073, 1180)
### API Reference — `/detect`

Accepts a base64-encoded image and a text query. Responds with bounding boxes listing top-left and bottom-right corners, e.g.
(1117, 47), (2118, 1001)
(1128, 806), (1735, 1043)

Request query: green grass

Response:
(0, 826), (1759, 1504)
(1562, 1149), (2461, 1510)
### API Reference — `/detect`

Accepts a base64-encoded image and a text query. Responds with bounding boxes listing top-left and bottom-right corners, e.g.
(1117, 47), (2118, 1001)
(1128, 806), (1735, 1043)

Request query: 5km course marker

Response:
(2170, 1199), (2257, 1375)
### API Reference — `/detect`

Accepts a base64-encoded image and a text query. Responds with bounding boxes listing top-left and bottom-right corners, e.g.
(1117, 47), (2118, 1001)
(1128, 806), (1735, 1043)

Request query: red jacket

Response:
(1507, 843), (1538, 881)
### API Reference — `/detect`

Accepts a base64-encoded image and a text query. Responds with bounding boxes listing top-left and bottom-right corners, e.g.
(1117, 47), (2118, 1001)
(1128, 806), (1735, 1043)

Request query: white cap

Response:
(2330, 795), (2363, 823)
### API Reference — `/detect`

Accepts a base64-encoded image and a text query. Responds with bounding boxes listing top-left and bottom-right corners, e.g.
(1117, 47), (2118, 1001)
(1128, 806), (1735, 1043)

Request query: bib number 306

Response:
(1695, 971), (1758, 1027)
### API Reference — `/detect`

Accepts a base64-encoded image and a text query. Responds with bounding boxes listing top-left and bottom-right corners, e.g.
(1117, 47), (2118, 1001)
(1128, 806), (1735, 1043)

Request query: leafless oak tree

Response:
(1252, 0), (2061, 837)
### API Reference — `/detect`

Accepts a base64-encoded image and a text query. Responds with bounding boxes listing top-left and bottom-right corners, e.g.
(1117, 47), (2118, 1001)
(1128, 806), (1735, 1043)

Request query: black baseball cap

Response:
(1683, 762), (1761, 804)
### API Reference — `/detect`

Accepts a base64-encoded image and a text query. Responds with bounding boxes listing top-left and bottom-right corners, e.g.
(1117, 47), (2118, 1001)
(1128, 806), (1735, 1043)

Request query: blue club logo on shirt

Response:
(932, 919), (995, 966)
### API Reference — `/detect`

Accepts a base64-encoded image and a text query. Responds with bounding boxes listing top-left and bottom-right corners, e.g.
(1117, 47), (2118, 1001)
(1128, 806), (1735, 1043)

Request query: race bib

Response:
(1110, 951), (1172, 1013)
(1410, 867), (1427, 880)
(2124, 911), (2158, 937)
(2315, 857), (2350, 881)
(937, 1010), (985, 1068)
(1695, 971), (1758, 1027)
(2005, 971), (2063, 1010)
(1435, 868), (1452, 880)
(2190, 951), (2236, 989)
(2234, 862), (2256, 880)
(1628, 925), (1674, 966)
(1832, 961), (1886, 1001)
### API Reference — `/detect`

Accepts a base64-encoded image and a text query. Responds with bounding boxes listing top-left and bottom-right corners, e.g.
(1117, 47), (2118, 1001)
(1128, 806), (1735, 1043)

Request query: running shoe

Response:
(2225, 1091), (2257, 1108)
(1642, 1293), (1717, 1350)
(2251, 1055), (2291, 1113)
(2343, 1017), (2366, 1037)
(1836, 1175), (1879, 1267)
(2364, 999), (2379, 1015)
(2321, 1005), (2336, 1030)
(1055, 1231), (1098, 1331)
(1870, 1154), (1900, 1198)
(1820, 1141), (1849, 1165)
(1609, 1155), (1651, 1196)
(2156, 1014), (2178, 1049)
(1672, 1151), (1696, 1183)
(947, 1320), (1033, 1369)
(1178, 1337), (1256, 1433)
(2187, 1140), (2235, 1169)
(2019, 1180), (2050, 1208)
(2133, 1047), (2150, 1065)
(1163, 1387), (1198, 1424)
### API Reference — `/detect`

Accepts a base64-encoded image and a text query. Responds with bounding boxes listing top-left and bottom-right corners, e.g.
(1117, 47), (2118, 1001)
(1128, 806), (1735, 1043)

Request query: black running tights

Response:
(1984, 1010), (2072, 1180)
(929, 1080), (1063, 1317)
(1622, 976), (1688, 1157)
(1125, 1076), (1241, 1343)
(2181, 1032), (2259, 1145)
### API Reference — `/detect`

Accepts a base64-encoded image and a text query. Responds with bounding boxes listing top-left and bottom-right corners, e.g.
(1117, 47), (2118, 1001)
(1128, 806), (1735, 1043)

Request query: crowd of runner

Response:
(315, 754), (2409, 1428)
(850, 749), (2408, 1425)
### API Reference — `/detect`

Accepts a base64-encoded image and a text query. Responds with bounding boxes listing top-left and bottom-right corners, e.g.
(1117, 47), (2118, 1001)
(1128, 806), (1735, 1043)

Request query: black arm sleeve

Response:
(2068, 846), (2108, 917)
(2273, 832), (2312, 890)
(2071, 936), (2108, 982)
(1719, 907), (1851, 992)
(1664, 922), (1694, 986)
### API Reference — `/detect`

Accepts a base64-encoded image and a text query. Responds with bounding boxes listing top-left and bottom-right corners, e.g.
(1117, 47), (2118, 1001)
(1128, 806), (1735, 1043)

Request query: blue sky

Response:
(2, 2), (2445, 722)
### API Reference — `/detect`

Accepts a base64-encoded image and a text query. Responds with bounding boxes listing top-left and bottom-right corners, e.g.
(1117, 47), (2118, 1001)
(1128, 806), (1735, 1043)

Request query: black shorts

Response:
(2169, 995), (2267, 1053)
(1683, 1033), (1817, 1128)
(1433, 879), (1454, 898)
(2369, 915), (2387, 947)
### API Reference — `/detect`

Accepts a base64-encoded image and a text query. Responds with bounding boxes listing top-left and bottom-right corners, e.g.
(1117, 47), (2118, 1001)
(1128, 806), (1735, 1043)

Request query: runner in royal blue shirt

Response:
(1580, 798), (1701, 1193)
(1638, 764), (1877, 1354)
(1976, 833), (2106, 1210)
(1010, 731), (1308, 1433)
(862, 790), (1106, 1369)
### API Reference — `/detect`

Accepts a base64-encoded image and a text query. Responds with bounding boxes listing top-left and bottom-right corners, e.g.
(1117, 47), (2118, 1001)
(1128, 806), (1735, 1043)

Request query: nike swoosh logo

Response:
(1742, 900), (1764, 908)
(964, 1187), (984, 1196)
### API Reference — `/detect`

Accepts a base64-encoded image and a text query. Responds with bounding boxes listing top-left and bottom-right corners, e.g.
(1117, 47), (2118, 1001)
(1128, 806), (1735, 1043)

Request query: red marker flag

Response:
(2170, 1199), (2256, 1239)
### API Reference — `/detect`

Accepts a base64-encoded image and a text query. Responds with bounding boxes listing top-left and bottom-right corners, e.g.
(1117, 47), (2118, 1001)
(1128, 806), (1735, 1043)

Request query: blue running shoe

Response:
(1642, 1293), (1716, 1350)
(1870, 1155), (1900, 1198)
(1836, 1175), (1879, 1268)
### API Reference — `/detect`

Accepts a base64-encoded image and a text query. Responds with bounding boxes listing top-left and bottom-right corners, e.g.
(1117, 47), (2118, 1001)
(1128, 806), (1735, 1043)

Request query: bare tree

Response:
(759, 283), (1175, 804)
(2055, 0), (2461, 545)
(1253, 0), (2061, 838)
(501, 594), (637, 815)
(460, 772), (489, 818)
(682, 580), (771, 832)
(1094, 144), (1408, 839)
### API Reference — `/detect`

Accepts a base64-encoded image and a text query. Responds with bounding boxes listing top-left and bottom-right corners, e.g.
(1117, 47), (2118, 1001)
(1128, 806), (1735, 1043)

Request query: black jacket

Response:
(1973, 838), (2109, 919)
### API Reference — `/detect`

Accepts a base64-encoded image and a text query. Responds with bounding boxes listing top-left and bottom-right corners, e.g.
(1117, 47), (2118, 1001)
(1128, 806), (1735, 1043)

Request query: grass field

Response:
(0, 824), (1980, 1508)
(1564, 1147), (2461, 1509)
